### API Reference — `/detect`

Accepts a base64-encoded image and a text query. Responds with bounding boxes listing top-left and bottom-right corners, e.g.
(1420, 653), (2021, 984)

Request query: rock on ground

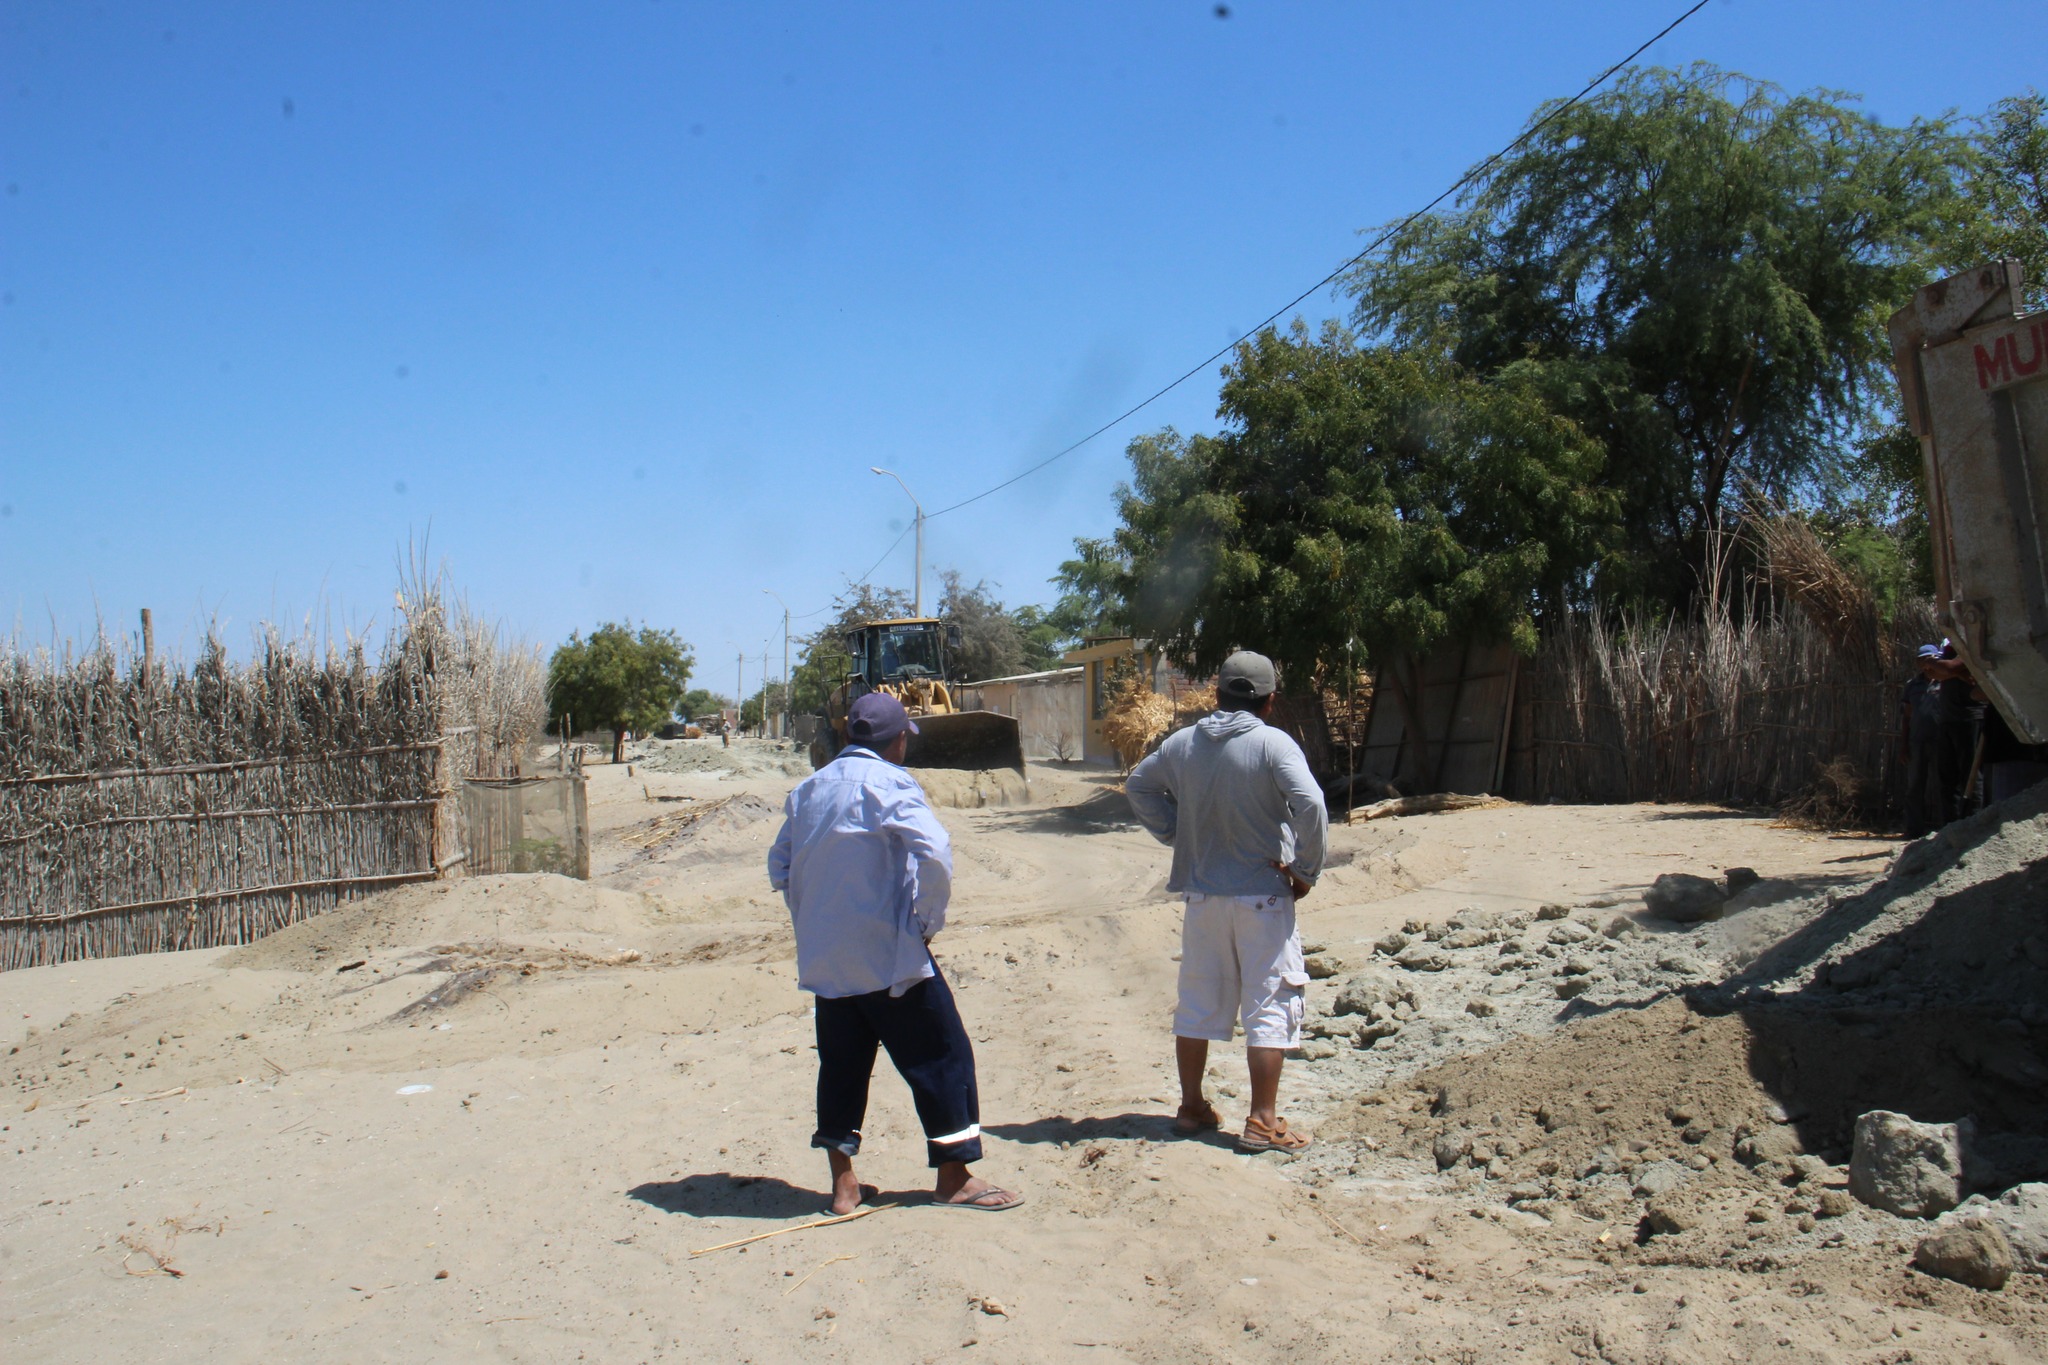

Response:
(1851, 1110), (1972, 1218)
(1914, 1219), (2015, 1290)
(1644, 872), (1727, 923)
(1956, 1183), (2048, 1275)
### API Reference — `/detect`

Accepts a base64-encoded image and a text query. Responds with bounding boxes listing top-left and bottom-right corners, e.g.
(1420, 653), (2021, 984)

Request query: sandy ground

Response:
(5, 738), (2040, 1363)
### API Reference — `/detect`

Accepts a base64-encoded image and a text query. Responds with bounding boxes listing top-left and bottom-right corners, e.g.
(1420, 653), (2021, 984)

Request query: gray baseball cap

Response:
(1217, 650), (1277, 700)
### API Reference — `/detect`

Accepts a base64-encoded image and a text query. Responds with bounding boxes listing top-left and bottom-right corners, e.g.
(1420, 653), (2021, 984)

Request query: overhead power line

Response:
(854, 524), (913, 591)
(919, 0), (1715, 521)
(811, 0), (1711, 620)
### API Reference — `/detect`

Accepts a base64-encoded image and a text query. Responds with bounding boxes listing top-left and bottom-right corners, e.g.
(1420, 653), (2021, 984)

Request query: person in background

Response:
(1124, 650), (1327, 1154)
(767, 692), (1024, 1215)
(1936, 640), (1982, 815)
(1902, 643), (1970, 837)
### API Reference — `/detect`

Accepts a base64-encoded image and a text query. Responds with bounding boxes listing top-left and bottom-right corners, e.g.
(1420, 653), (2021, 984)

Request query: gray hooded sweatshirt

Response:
(1124, 709), (1328, 898)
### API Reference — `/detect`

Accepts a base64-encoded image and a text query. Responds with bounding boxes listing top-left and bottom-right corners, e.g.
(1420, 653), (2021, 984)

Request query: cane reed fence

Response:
(1509, 604), (1931, 812)
(1509, 519), (1936, 815)
(0, 582), (548, 970)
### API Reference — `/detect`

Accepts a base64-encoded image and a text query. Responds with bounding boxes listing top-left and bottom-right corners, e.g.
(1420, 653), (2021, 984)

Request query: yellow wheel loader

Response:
(808, 618), (1026, 776)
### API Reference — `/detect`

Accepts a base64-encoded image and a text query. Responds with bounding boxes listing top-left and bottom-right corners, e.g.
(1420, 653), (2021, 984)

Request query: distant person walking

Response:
(1125, 651), (1328, 1154)
(767, 692), (1023, 1214)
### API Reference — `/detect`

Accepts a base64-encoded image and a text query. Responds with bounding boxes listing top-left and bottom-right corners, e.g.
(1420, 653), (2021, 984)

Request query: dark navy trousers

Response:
(812, 963), (983, 1167)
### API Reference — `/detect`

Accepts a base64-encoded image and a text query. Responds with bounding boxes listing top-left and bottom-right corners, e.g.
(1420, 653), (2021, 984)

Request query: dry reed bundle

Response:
(1102, 675), (1176, 773)
(1742, 505), (1885, 667)
(1171, 682), (1218, 725)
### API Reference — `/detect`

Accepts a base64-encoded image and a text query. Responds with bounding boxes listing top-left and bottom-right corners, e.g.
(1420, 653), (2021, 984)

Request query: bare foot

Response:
(829, 1169), (866, 1215)
(936, 1171), (988, 1203)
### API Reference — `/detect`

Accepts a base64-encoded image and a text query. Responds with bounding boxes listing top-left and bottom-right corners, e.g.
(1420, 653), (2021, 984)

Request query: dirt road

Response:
(5, 741), (2040, 1362)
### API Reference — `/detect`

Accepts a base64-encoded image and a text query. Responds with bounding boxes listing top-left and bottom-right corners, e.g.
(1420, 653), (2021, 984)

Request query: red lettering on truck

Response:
(1978, 335), (2015, 388)
(2015, 321), (2044, 377)
(1975, 322), (2048, 389)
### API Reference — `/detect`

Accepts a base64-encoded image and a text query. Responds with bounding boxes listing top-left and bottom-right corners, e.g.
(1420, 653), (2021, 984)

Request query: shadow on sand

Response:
(628, 1174), (840, 1220)
(980, 787), (1139, 835)
(985, 1110), (1236, 1150)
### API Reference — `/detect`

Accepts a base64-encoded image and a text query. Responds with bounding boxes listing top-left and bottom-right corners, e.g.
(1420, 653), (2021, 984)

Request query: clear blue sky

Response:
(3, 1), (2040, 694)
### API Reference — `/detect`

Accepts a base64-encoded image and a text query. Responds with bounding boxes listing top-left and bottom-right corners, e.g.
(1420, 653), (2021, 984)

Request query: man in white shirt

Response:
(768, 692), (1024, 1214)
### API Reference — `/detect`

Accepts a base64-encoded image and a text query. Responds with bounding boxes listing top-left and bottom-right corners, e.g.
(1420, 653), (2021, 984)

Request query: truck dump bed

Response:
(1890, 260), (2048, 742)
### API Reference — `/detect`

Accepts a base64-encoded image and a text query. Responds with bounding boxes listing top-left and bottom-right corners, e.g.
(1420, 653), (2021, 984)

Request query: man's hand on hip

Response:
(1271, 861), (1311, 900)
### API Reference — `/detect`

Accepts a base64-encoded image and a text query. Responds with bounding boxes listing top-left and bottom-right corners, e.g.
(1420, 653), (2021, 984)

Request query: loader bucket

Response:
(906, 710), (1026, 775)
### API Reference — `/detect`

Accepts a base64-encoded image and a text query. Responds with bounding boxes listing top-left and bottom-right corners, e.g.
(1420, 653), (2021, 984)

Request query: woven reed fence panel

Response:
(0, 744), (442, 970)
(1508, 604), (1936, 810)
(460, 776), (589, 879)
(2, 583), (547, 970)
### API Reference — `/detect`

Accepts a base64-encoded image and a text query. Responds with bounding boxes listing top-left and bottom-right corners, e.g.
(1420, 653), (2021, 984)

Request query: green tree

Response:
(1950, 91), (2048, 306)
(937, 570), (1023, 682)
(547, 623), (694, 763)
(1047, 537), (1132, 645)
(1824, 92), (2047, 600)
(937, 570), (1062, 682)
(1010, 604), (1068, 673)
(677, 688), (730, 723)
(1093, 324), (1613, 691)
(1348, 65), (1971, 604)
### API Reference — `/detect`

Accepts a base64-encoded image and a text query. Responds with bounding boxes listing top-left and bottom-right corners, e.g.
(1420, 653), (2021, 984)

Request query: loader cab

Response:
(845, 619), (962, 688)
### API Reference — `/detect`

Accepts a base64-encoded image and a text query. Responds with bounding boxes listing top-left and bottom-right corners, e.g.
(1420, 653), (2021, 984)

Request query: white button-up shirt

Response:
(768, 746), (955, 998)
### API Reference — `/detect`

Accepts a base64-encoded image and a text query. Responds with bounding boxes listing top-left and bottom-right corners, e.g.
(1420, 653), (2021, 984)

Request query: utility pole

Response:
(763, 645), (771, 737)
(870, 467), (925, 617)
(763, 589), (791, 739)
(735, 651), (744, 735)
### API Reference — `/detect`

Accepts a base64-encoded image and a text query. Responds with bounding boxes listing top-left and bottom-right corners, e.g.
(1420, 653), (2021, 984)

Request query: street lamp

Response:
(763, 589), (791, 739)
(869, 466), (925, 617)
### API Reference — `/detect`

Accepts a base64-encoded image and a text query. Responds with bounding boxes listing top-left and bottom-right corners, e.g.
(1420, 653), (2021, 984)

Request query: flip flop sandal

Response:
(1173, 1100), (1223, 1135)
(939, 1186), (1026, 1212)
(1237, 1116), (1312, 1154)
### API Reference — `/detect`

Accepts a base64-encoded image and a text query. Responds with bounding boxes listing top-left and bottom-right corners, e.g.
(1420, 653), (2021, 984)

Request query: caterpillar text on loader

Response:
(809, 617), (1027, 778)
(1889, 259), (2048, 741)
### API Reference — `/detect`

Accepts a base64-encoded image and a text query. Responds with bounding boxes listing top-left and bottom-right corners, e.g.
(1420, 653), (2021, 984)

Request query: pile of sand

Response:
(629, 735), (813, 780)
(599, 793), (780, 895)
(907, 767), (1030, 809)
(218, 874), (663, 973)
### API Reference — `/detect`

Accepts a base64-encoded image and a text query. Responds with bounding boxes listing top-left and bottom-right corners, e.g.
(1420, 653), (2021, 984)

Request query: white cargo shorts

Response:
(1174, 891), (1308, 1049)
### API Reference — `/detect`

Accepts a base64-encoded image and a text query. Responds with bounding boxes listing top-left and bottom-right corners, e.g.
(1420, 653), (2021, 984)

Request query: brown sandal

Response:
(1237, 1116), (1312, 1153)
(1173, 1100), (1223, 1135)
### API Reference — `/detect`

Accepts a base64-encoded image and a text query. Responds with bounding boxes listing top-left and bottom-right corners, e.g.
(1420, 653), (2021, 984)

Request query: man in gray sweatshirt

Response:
(1125, 650), (1328, 1153)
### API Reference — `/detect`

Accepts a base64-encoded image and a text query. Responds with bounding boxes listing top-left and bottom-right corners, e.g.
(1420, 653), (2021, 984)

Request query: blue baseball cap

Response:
(847, 692), (919, 747)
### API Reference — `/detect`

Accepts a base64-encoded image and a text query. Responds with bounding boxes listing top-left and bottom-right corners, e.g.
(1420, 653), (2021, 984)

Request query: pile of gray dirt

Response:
(1323, 998), (1858, 1251)
(1299, 781), (2048, 1283)
(1694, 780), (2048, 1165)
